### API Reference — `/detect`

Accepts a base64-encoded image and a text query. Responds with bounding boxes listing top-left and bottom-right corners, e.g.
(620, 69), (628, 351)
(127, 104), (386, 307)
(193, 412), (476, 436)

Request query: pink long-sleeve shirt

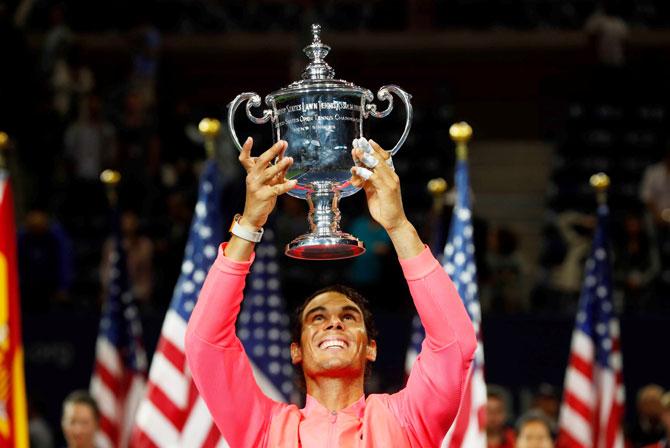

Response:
(185, 244), (477, 448)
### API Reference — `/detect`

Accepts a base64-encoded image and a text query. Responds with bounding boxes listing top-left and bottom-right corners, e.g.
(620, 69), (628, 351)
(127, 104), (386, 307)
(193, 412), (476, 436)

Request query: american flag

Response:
(237, 225), (295, 403)
(132, 159), (294, 447)
(558, 201), (625, 448)
(132, 159), (226, 447)
(405, 156), (487, 447)
(91, 208), (148, 448)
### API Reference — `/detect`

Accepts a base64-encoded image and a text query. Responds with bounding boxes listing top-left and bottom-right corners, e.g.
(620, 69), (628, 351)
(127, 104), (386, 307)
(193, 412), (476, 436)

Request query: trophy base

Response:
(285, 233), (365, 260)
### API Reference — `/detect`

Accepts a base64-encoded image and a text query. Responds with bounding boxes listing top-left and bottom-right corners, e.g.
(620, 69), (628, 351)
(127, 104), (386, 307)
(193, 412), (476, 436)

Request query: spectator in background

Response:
(613, 210), (660, 313)
(515, 411), (555, 448)
(63, 94), (116, 225)
(64, 95), (116, 182)
(152, 190), (194, 308)
(52, 44), (95, 121)
(585, 0), (629, 68)
(100, 210), (154, 305)
(640, 145), (670, 305)
(129, 15), (161, 110)
(548, 211), (596, 311)
(18, 208), (74, 312)
(345, 213), (392, 299)
(529, 383), (560, 426)
(487, 385), (516, 448)
(641, 147), (670, 230)
(41, 3), (72, 77)
(629, 384), (666, 447)
(116, 90), (161, 216)
(483, 226), (527, 313)
(643, 392), (670, 448)
(61, 390), (99, 448)
(28, 398), (54, 448)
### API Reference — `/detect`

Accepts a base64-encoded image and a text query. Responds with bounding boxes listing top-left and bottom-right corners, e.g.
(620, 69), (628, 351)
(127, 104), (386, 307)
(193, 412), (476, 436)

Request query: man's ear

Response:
(290, 342), (303, 365)
(366, 339), (377, 362)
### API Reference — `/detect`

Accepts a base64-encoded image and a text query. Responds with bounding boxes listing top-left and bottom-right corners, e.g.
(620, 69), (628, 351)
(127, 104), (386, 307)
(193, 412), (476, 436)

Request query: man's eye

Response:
(343, 314), (355, 320)
(313, 314), (324, 321)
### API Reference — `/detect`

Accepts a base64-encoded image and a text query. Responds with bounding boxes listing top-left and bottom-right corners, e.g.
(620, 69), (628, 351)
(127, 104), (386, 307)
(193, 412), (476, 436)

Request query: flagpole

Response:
(427, 178), (447, 255)
(449, 121), (473, 161)
(590, 172), (610, 205)
(427, 177), (447, 212)
(100, 169), (121, 208)
(198, 118), (221, 159)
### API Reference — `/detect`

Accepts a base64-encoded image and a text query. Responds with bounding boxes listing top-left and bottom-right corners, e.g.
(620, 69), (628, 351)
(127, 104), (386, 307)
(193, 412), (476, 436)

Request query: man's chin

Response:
(314, 359), (364, 377)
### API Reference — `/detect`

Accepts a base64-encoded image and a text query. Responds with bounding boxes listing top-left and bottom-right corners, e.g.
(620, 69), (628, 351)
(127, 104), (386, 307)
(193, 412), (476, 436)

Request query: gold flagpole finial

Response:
(198, 118), (221, 159)
(427, 177), (447, 197)
(449, 122), (472, 161)
(427, 177), (448, 212)
(0, 132), (9, 169)
(100, 169), (121, 206)
(0, 132), (8, 150)
(590, 172), (610, 205)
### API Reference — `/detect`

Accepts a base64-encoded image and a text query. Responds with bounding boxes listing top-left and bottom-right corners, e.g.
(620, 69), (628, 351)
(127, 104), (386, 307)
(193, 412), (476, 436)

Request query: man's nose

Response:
(325, 316), (344, 330)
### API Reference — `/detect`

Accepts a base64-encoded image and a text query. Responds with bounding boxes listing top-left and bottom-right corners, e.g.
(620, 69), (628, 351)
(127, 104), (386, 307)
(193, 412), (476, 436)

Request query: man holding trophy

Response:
(185, 23), (477, 447)
(185, 134), (477, 447)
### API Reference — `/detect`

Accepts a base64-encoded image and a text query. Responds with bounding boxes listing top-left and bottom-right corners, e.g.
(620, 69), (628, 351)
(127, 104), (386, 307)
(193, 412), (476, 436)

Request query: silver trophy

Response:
(228, 24), (412, 260)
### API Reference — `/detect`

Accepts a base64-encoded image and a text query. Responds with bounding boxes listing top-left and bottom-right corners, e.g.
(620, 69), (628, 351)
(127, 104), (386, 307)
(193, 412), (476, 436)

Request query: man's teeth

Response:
(320, 340), (346, 349)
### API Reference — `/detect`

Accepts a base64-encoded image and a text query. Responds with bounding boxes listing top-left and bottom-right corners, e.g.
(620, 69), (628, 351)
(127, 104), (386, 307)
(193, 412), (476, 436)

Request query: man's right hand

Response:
(239, 137), (296, 229)
(224, 137), (296, 261)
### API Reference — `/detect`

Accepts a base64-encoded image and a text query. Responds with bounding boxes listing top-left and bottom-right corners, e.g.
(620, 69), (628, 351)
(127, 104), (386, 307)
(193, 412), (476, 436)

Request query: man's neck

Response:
(305, 375), (365, 412)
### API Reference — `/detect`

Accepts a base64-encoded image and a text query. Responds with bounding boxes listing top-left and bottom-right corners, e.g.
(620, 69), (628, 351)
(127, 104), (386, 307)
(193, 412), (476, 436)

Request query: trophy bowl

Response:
(228, 24), (412, 260)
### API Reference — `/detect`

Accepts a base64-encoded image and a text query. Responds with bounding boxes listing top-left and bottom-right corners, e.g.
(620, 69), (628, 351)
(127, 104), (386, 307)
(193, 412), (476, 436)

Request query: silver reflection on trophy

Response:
(228, 24), (412, 260)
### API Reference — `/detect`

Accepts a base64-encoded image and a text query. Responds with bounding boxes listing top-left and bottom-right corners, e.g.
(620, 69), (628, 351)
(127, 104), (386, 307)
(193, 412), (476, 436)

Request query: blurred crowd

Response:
(2, 0), (670, 318)
(486, 383), (670, 448)
(4, 0), (670, 32)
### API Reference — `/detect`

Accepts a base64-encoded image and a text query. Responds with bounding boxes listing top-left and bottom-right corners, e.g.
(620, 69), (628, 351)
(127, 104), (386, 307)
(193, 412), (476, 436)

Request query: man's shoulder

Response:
(364, 392), (396, 410)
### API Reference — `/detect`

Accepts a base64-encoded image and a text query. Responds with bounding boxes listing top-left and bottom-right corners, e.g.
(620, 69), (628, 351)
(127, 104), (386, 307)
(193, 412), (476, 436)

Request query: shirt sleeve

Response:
(185, 243), (281, 448)
(388, 246), (478, 447)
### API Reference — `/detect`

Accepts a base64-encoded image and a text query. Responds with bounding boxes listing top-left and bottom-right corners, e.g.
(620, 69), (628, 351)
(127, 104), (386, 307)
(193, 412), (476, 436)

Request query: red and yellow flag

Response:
(0, 172), (29, 448)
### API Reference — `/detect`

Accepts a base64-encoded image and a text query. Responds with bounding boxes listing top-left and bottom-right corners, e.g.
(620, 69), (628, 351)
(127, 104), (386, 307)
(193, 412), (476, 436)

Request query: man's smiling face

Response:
(290, 291), (377, 379)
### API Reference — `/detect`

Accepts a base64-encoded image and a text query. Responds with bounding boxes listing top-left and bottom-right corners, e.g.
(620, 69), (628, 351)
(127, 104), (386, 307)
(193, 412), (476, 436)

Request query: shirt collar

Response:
(302, 394), (366, 419)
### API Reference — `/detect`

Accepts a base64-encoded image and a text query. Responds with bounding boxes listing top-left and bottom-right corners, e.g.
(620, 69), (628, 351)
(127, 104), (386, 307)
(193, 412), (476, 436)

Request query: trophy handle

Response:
(364, 85), (413, 156)
(227, 92), (273, 152)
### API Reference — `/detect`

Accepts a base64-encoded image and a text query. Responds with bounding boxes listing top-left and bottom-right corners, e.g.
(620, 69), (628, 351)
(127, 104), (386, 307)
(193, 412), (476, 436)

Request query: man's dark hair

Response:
(62, 390), (100, 422)
(516, 410), (556, 441)
(290, 284), (378, 390)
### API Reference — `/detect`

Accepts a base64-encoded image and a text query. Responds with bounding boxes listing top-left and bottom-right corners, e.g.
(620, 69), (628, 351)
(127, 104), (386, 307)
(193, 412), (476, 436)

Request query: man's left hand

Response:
(350, 139), (409, 233)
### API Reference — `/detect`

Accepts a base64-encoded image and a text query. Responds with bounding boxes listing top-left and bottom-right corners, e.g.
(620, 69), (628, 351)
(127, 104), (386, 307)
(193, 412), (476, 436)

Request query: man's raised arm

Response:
(350, 139), (477, 447)
(185, 138), (296, 447)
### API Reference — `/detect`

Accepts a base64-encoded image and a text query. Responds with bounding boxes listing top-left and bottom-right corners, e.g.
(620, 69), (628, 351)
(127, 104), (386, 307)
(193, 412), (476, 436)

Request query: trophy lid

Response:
(266, 24), (368, 100)
(302, 24), (337, 80)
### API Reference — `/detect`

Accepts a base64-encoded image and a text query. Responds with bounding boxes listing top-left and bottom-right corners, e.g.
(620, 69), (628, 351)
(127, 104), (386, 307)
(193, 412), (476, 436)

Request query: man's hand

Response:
(350, 139), (407, 232)
(225, 137), (296, 261)
(239, 137), (296, 229)
(350, 139), (423, 259)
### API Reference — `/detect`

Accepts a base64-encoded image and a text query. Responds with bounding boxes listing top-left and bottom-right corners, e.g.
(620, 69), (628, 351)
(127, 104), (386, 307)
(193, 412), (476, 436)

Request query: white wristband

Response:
(229, 214), (264, 243)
